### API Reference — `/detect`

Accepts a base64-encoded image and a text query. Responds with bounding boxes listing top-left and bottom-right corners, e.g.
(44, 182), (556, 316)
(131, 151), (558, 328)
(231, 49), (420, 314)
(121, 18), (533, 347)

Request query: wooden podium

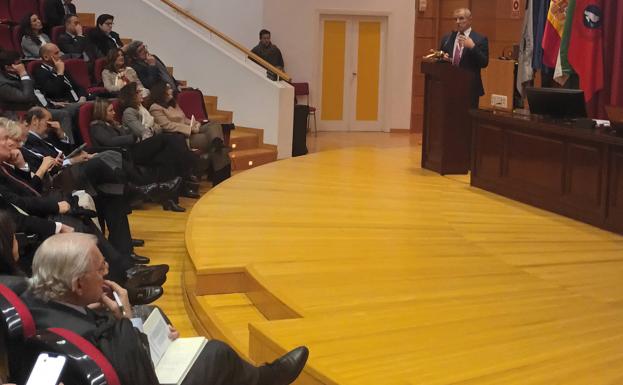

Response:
(420, 61), (474, 175)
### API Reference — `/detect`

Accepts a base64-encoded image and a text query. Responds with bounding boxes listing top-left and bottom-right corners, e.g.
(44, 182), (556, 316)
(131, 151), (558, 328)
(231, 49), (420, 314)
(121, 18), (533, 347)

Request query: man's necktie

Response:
(452, 33), (463, 66)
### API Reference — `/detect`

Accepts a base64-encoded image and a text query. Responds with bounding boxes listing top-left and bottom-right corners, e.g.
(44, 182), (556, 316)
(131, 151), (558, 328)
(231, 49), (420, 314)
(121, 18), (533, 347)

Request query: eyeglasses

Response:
(104, 21), (114, 26)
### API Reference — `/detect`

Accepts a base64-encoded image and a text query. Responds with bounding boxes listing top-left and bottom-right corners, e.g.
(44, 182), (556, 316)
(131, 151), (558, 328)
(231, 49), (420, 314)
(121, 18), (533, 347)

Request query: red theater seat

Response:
(8, 0), (38, 23)
(177, 88), (208, 121)
(0, 24), (15, 51)
(50, 25), (64, 44)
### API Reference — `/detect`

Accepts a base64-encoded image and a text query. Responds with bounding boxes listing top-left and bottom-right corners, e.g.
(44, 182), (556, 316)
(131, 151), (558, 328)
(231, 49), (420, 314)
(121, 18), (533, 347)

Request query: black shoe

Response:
(160, 176), (182, 192)
(128, 182), (159, 198)
(128, 286), (163, 305)
(162, 199), (186, 212)
(130, 253), (150, 264)
(125, 264), (169, 288)
(181, 184), (201, 199)
(262, 346), (309, 385)
(132, 238), (145, 247)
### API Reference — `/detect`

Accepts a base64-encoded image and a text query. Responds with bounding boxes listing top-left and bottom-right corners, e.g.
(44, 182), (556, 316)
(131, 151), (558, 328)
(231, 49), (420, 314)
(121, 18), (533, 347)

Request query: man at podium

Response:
(439, 8), (489, 108)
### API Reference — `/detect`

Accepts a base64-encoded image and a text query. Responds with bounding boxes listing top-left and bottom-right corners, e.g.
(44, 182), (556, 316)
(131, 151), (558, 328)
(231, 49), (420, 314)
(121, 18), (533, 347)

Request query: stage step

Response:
(196, 293), (267, 356)
(230, 148), (278, 171)
(230, 131), (260, 151)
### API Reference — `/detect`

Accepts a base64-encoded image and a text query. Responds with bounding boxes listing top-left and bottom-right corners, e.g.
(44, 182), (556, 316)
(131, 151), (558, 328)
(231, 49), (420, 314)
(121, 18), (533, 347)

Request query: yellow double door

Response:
(320, 16), (386, 131)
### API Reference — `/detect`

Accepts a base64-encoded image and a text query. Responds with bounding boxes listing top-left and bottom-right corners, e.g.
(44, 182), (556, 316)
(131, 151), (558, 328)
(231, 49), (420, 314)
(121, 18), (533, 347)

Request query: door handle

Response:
(352, 72), (357, 76)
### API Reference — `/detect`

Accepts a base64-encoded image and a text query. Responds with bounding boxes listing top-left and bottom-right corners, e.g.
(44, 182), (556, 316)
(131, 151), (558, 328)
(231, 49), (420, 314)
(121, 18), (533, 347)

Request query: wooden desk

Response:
(471, 109), (623, 235)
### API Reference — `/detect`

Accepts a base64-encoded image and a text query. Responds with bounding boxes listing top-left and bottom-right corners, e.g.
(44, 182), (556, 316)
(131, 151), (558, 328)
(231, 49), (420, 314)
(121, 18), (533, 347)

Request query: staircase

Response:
(79, 12), (280, 173)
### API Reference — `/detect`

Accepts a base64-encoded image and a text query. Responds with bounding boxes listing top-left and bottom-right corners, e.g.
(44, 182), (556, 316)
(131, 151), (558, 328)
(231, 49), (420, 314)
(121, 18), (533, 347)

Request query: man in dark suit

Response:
(23, 233), (310, 385)
(87, 14), (124, 58)
(58, 15), (96, 62)
(33, 43), (87, 104)
(43, 0), (77, 30)
(439, 8), (489, 108)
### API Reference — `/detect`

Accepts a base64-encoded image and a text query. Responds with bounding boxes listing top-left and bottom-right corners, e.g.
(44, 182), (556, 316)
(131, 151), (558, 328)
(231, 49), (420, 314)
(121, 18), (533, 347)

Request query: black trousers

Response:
(182, 340), (259, 385)
(132, 133), (198, 180)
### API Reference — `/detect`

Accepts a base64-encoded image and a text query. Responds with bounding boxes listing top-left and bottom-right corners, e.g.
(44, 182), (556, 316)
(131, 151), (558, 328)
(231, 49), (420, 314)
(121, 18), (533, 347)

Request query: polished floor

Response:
(132, 131), (623, 384)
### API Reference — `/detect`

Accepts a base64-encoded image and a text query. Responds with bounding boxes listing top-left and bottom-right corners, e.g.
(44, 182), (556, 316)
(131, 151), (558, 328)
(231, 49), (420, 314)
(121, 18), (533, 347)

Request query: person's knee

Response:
(205, 339), (238, 363)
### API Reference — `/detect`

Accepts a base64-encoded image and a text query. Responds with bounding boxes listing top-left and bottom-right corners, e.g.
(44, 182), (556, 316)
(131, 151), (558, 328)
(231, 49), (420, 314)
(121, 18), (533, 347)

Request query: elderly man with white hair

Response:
(23, 233), (310, 385)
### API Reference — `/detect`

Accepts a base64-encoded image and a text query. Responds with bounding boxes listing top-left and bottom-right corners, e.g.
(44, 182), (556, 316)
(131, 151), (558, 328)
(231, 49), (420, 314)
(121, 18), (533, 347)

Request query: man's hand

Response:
(40, 156), (57, 171)
(69, 151), (89, 164)
(459, 35), (475, 49)
(57, 201), (71, 214)
(100, 280), (134, 320)
(10, 63), (27, 77)
(50, 101), (69, 108)
(59, 224), (74, 233)
(168, 325), (180, 341)
(78, 96), (87, 103)
(145, 53), (157, 66)
(8, 149), (26, 168)
(52, 57), (65, 75)
(47, 120), (65, 138)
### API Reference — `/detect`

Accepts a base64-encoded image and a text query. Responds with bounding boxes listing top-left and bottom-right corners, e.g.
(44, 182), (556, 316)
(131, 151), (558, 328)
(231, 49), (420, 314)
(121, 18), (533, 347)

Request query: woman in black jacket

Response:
(89, 97), (192, 211)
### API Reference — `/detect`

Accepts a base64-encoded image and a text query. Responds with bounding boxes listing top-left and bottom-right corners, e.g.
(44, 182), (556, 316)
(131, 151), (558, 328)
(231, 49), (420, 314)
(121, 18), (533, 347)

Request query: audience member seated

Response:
(43, 0), (77, 30)
(19, 107), (175, 265)
(148, 82), (231, 186)
(33, 43), (86, 105)
(118, 83), (201, 195)
(126, 40), (179, 92)
(0, 119), (168, 300)
(102, 48), (147, 97)
(20, 14), (54, 60)
(86, 14), (124, 58)
(89, 97), (188, 211)
(57, 15), (96, 63)
(23, 233), (309, 385)
(0, 50), (76, 141)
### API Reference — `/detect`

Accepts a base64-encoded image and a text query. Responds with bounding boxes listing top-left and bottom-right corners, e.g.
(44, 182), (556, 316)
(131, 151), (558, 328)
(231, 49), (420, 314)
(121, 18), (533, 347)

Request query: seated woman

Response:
(20, 14), (53, 59)
(102, 48), (148, 97)
(89, 97), (189, 211)
(147, 82), (231, 186)
(118, 82), (200, 196)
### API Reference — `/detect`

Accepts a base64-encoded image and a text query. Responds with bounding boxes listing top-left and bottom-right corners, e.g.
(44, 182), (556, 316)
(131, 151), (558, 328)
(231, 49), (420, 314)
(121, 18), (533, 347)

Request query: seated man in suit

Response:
(0, 50), (75, 142)
(126, 40), (180, 92)
(439, 8), (489, 108)
(87, 14), (125, 58)
(23, 233), (309, 385)
(58, 15), (96, 63)
(0, 121), (167, 303)
(33, 43), (87, 104)
(43, 0), (77, 30)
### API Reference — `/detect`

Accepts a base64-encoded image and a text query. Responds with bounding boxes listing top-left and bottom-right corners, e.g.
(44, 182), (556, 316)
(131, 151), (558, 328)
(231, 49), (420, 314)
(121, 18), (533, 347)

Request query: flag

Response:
(542, 0), (569, 69)
(567, 0), (604, 101)
(533, 0), (550, 71)
(517, 0), (535, 96)
(554, 0), (576, 84)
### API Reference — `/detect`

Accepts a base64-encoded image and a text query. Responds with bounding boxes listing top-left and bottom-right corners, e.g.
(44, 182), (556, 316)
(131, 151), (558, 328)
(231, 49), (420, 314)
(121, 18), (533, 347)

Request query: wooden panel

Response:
(413, 96), (425, 115)
(607, 149), (623, 232)
(496, 20), (524, 41)
(441, 0), (470, 17)
(414, 37), (435, 56)
(355, 21), (381, 121)
(564, 142), (603, 207)
(474, 124), (504, 178)
(416, 18), (435, 37)
(506, 131), (564, 194)
(479, 59), (515, 111)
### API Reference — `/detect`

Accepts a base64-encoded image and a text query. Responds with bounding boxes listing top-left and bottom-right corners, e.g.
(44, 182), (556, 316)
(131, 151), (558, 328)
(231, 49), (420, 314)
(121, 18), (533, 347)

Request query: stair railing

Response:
(158, 0), (292, 82)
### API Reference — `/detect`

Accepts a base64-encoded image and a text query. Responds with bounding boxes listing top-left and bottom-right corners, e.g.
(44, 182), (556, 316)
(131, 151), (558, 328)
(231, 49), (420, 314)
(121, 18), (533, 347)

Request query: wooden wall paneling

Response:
(607, 148), (623, 232)
(440, 0), (470, 17)
(479, 59), (515, 111)
(564, 142), (605, 209)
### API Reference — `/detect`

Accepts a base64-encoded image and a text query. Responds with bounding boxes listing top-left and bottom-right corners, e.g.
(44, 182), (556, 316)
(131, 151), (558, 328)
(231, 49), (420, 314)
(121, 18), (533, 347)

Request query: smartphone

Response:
(25, 352), (66, 385)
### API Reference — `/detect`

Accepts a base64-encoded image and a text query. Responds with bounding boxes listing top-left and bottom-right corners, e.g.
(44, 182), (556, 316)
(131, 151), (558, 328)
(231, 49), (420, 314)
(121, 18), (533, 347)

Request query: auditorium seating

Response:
(63, 58), (107, 95)
(11, 23), (21, 54)
(8, 0), (38, 23)
(50, 25), (63, 43)
(25, 328), (122, 385)
(0, 0), (11, 24)
(94, 57), (107, 85)
(0, 24), (15, 51)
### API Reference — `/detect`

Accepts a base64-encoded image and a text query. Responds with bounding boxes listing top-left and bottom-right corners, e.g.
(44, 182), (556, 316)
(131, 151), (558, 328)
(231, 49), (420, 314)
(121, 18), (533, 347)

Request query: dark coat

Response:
(0, 71), (38, 111)
(43, 0), (77, 29)
(87, 29), (122, 58)
(32, 63), (87, 103)
(89, 120), (136, 148)
(57, 32), (97, 61)
(439, 30), (489, 98)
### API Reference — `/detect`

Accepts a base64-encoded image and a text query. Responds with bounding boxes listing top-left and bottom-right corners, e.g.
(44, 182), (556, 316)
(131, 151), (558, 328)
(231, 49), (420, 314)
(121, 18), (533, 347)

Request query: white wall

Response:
(263, 0), (415, 131)
(170, 0), (264, 49)
(77, 0), (293, 158)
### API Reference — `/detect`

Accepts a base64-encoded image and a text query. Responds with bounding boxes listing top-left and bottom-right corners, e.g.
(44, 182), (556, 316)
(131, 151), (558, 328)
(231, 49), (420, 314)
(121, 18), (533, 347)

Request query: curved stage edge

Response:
(183, 147), (623, 385)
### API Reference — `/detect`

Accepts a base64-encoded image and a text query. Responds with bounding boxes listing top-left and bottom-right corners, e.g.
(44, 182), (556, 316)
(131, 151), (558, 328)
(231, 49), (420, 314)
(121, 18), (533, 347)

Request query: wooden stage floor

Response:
(144, 137), (623, 384)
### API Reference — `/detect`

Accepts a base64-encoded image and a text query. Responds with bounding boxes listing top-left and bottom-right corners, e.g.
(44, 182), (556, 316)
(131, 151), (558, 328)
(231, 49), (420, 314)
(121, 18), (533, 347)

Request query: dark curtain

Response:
(588, 0), (623, 117)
